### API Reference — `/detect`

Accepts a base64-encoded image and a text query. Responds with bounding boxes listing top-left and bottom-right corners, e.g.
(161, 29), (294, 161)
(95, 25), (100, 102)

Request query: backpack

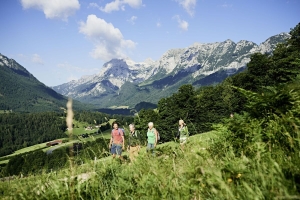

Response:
(132, 130), (138, 137)
(156, 129), (160, 141)
(111, 128), (124, 136)
(121, 128), (125, 136)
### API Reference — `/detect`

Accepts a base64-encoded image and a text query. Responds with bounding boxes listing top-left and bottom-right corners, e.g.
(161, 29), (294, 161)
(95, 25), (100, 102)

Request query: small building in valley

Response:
(46, 140), (63, 147)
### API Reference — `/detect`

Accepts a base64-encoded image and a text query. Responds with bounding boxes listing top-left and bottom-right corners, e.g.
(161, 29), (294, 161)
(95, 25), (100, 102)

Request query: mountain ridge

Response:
(0, 54), (92, 112)
(52, 32), (290, 108)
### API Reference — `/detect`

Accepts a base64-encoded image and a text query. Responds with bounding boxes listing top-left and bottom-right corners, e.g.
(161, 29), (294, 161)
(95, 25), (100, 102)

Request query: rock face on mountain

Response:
(0, 54), (35, 78)
(52, 33), (290, 108)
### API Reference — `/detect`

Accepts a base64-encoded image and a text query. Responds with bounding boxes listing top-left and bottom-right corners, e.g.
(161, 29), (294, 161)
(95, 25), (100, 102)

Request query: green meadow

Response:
(0, 120), (114, 165)
(1, 22), (299, 200)
(0, 123), (299, 200)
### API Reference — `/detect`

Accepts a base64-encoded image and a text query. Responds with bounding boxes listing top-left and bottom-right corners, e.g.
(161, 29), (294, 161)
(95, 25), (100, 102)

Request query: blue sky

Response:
(0, 0), (299, 86)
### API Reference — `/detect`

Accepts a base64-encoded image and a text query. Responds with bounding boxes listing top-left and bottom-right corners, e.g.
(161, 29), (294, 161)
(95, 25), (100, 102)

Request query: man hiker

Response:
(109, 121), (125, 160)
(127, 124), (141, 162)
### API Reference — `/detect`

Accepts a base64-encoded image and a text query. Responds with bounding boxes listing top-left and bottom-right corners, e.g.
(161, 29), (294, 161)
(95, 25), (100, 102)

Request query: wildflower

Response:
(227, 178), (233, 183)
(236, 173), (242, 178)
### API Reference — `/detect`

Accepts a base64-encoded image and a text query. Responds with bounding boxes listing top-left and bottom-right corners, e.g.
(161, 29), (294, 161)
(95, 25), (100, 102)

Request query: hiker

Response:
(108, 121), (125, 160)
(127, 124), (141, 162)
(146, 122), (158, 156)
(178, 119), (189, 146)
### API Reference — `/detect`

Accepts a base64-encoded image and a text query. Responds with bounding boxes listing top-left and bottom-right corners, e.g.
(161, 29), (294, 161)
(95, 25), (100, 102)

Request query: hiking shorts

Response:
(111, 144), (122, 155)
(180, 136), (187, 144)
(146, 143), (156, 156)
(147, 143), (155, 150)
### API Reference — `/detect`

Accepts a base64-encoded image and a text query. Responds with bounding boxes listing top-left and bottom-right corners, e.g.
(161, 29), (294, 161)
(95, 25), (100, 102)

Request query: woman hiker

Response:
(146, 122), (158, 156)
(178, 119), (189, 149)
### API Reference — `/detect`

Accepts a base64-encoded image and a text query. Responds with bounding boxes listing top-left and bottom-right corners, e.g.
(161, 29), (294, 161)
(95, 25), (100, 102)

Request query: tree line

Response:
(0, 110), (134, 176)
(0, 112), (67, 157)
(133, 23), (300, 143)
(0, 109), (135, 157)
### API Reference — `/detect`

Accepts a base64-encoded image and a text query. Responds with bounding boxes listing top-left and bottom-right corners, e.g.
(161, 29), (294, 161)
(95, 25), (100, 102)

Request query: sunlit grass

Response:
(108, 106), (130, 109)
(0, 110), (12, 114)
(0, 126), (111, 163)
(0, 159), (9, 165)
(0, 126), (299, 199)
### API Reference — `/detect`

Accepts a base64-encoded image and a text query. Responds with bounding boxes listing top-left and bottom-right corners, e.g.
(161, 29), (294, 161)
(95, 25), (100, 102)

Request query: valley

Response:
(0, 20), (299, 199)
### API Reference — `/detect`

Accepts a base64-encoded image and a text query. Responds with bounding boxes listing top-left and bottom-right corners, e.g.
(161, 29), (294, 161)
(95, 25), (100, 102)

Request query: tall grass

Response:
(1, 87), (300, 199)
(0, 125), (299, 199)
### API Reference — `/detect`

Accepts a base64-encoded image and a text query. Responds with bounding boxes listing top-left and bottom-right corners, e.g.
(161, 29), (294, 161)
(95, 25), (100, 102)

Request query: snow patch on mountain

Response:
(52, 32), (290, 101)
(0, 54), (9, 66)
(89, 83), (106, 95)
(153, 48), (185, 74)
(109, 78), (124, 88)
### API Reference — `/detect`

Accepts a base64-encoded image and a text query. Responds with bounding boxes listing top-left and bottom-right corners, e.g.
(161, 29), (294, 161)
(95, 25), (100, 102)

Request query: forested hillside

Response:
(0, 112), (67, 156)
(0, 110), (135, 177)
(0, 54), (93, 112)
(0, 110), (135, 158)
(133, 23), (300, 143)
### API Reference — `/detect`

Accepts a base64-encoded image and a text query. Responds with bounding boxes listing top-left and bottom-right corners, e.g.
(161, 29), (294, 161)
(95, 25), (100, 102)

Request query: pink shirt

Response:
(112, 129), (124, 144)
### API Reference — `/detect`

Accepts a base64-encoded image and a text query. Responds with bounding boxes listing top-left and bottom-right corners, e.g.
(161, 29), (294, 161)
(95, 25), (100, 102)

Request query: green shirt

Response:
(128, 130), (141, 146)
(179, 126), (189, 138)
(147, 128), (156, 144)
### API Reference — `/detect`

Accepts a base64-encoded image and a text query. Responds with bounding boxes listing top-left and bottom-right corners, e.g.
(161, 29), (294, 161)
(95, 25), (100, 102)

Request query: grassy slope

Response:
(0, 120), (114, 164)
(0, 130), (297, 199)
(0, 160), (9, 165)
(0, 132), (217, 198)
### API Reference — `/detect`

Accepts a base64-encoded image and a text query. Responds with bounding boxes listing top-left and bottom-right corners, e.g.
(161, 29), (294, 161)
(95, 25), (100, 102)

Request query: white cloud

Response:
(20, 0), (80, 21)
(100, 0), (122, 12)
(88, 2), (100, 9)
(100, 0), (142, 13)
(176, 0), (197, 16)
(123, 0), (143, 8)
(127, 16), (137, 24)
(32, 54), (44, 64)
(173, 15), (188, 31)
(79, 15), (136, 61)
(156, 20), (161, 27)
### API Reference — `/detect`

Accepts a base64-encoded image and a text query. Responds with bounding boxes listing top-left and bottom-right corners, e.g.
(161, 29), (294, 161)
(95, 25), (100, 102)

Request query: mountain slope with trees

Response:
(0, 54), (93, 112)
(134, 23), (300, 143)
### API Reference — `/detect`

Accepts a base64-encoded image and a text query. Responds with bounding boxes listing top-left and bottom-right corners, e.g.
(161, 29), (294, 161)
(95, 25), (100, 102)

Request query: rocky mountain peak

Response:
(0, 53), (34, 78)
(52, 32), (290, 107)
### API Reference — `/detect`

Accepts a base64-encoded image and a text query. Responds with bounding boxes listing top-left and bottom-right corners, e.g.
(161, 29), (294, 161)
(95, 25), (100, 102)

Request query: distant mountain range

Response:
(52, 32), (290, 108)
(0, 54), (91, 112)
(0, 32), (289, 112)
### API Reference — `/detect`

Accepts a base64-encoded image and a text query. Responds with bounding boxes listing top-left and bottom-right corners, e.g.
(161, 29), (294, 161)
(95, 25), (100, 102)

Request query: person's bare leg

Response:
(118, 155), (124, 161)
(180, 143), (185, 151)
